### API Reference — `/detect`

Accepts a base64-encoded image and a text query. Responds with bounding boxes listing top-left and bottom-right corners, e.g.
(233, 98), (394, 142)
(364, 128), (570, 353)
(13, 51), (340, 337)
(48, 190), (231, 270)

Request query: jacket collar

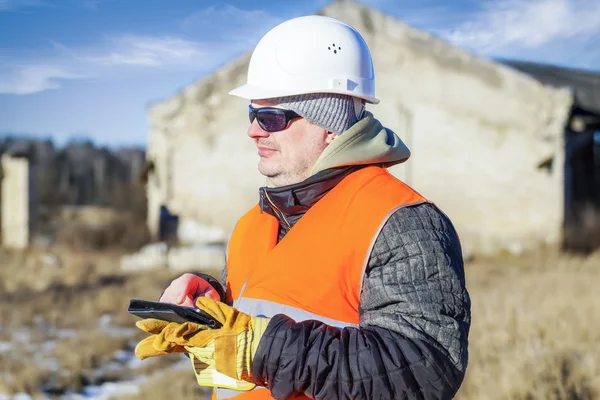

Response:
(259, 165), (363, 233)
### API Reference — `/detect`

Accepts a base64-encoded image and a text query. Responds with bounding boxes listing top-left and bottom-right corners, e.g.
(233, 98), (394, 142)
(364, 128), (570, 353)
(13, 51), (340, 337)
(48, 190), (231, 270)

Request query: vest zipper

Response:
(263, 190), (292, 230)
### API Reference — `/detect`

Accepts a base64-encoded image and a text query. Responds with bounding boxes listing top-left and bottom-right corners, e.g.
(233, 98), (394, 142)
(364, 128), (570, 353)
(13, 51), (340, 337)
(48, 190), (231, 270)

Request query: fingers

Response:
(201, 287), (221, 301)
(194, 297), (230, 322)
(177, 294), (197, 307)
(175, 321), (209, 336)
(159, 273), (198, 305)
(188, 276), (221, 302)
(135, 335), (170, 360)
(163, 323), (216, 348)
(135, 318), (170, 334)
(136, 320), (208, 360)
(153, 327), (180, 352)
(177, 273), (201, 303)
(159, 273), (220, 305)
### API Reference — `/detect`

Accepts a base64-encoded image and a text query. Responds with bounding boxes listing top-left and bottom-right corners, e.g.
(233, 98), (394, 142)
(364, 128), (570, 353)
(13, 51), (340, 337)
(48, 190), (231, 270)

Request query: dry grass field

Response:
(1, 242), (599, 399)
(457, 247), (600, 400)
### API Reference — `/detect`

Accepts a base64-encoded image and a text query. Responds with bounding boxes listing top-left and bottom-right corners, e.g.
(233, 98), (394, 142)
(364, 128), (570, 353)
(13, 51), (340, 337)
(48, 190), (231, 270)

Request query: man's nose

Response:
(247, 120), (270, 139)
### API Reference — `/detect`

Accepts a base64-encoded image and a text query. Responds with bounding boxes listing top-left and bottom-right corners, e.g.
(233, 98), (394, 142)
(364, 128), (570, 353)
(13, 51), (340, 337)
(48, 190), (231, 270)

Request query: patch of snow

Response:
(53, 329), (77, 339)
(34, 355), (60, 370)
(120, 243), (168, 271)
(98, 314), (112, 328)
(113, 350), (133, 363)
(9, 394), (33, 400)
(101, 327), (137, 338)
(126, 356), (144, 370)
(99, 361), (125, 374)
(78, 378), (145, 399)
(10, 328), (31, 343)
(97, 315), (136, 337)
(0, 342), (11, 353)
(167, 245), (226, 272)
(178, 219), (226, 245)
(41, 253), (60, 267)
(40, 340), (57, 353)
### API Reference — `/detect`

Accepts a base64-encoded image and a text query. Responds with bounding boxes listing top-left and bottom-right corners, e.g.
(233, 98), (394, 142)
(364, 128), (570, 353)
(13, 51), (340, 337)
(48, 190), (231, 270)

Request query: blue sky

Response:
(1, 0), (599, 148)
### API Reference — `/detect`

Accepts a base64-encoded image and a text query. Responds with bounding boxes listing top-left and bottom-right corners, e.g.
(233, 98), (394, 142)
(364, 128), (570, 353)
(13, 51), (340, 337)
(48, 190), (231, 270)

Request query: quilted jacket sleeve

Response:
(251, 203), (471, 399)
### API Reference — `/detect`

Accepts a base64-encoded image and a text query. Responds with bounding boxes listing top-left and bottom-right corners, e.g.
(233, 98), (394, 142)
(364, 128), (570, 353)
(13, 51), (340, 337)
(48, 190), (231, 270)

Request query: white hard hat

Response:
(229, 15), (379, 104)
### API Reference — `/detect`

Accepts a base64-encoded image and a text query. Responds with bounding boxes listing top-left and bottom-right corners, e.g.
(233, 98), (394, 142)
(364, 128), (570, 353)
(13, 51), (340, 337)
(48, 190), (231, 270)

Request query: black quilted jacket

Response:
(212, 166), (471, 400)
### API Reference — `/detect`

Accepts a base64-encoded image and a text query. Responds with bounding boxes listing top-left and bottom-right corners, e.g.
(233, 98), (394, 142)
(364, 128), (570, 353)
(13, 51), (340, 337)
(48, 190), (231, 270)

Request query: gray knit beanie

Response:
(266, 93), (363, 134)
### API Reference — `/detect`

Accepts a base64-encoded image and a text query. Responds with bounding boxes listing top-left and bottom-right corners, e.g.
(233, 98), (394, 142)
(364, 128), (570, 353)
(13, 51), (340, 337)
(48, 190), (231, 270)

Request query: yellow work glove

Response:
(187, 344), (256, 391)
(134, 318), (208, 360)
(177, 297), (271, 383)
(134, 317), (254, 390)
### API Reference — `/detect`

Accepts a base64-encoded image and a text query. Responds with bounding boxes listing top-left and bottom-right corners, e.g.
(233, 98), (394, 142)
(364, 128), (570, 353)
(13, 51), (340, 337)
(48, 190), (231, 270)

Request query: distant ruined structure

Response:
(145, 0), (600, 255)
(1, 152), (36, 249)
(0, 138), (146, 248)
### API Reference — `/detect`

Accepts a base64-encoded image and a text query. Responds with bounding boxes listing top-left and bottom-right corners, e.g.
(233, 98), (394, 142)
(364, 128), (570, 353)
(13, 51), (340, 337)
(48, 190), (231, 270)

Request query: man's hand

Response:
(185, 298), (270, 382)
(134, 298), (269, 384)
(159, 273), (221, 307)
(133, 310), (258, 391)
(134, 318), (208, 360)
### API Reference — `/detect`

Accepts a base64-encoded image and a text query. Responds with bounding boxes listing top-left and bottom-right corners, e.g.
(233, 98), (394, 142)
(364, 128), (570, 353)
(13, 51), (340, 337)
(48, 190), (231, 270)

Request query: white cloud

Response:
(80, 35), (209, 68)
(357, 0), (600, 68)
(441, 0), (600, 56)
(0, 35), (225, 95)
(0, 63), (84, 94)
(181, 5), (283, 46)
(0, 4), (285, 95)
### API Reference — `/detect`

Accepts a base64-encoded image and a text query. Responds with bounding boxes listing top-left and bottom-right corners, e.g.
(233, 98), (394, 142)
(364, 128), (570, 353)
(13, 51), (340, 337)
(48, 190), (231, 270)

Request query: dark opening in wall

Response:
(159, 205), (179, 244)
(563, 109), (600, 253)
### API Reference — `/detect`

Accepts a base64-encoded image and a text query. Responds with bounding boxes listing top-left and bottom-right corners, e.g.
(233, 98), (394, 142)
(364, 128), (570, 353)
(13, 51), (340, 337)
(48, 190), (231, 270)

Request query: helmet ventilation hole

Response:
(328, 43), (341, 54)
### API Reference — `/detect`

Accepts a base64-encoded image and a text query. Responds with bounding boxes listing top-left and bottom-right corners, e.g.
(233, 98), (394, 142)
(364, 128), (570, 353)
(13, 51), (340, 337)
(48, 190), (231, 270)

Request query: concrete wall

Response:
(146, 0), (573, 255)
(146, 54), (259, 240)
(1, 155), (35, 249)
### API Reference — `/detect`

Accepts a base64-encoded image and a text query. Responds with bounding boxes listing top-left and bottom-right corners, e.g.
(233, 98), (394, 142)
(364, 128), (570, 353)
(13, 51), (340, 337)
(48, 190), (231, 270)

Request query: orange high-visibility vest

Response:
(215, 166), (428, 400)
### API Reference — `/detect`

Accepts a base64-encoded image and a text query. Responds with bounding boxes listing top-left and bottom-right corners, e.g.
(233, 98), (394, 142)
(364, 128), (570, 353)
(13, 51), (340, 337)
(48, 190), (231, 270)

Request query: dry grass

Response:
(120, 364), (211, 400)
(0, 244), (221, 398)
(52, 208), (151, 251)
(2, 240), (599, 399)
(457, 247), (600, 400)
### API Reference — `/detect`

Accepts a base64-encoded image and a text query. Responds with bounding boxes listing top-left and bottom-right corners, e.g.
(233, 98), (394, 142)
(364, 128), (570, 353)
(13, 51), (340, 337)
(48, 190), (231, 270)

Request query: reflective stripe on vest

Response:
(234, 297), (359, 328)
(216, 166), (429, 399)
(214, 297), (361, 400)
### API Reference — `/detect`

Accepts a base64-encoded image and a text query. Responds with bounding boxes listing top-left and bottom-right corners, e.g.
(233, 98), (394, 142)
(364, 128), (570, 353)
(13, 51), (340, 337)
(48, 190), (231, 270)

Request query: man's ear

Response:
(325, 131), (338, 145)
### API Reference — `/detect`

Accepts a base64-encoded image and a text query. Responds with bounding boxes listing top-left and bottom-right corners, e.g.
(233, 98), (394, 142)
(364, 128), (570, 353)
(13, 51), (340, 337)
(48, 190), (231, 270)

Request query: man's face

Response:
(248, 99), (336, 187)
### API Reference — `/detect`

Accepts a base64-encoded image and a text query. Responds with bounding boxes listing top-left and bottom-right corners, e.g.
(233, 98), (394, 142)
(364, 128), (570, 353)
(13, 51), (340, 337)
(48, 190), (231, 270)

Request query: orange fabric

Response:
(221, 166), (427, 399)
(212, 387), (274, 400)
(223, 388), (273, 400)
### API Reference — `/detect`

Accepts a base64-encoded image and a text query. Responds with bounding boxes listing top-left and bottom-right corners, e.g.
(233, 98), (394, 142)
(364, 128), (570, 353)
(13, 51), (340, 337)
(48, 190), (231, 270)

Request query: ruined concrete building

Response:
(1, 146), (37, 249)
(145, 0), (600, 255)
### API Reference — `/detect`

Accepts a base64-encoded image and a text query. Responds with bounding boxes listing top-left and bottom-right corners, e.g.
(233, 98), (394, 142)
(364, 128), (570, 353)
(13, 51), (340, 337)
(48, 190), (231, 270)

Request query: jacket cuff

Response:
(250, 314), (292, 387)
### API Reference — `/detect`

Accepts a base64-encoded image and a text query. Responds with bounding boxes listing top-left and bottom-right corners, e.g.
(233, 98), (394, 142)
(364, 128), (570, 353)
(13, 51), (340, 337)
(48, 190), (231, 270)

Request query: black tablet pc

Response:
(128, 299), (222, 329)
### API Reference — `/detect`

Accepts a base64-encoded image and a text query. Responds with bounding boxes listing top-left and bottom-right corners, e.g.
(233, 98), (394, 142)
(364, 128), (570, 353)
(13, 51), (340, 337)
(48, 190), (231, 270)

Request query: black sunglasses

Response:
(248, 105), (301, 133)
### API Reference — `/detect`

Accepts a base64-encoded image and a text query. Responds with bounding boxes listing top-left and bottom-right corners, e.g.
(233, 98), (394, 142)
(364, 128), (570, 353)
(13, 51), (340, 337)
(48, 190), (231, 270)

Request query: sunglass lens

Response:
(257, 111), (286, 132)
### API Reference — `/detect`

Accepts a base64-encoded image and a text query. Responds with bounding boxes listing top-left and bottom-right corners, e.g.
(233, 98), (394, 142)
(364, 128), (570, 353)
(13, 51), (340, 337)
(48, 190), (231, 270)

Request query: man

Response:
(135, 15), (471, 400)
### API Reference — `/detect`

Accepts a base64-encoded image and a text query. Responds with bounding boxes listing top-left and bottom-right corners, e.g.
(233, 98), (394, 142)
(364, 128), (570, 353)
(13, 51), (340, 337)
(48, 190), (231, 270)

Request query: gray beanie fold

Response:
(266, 93), (360, 134)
